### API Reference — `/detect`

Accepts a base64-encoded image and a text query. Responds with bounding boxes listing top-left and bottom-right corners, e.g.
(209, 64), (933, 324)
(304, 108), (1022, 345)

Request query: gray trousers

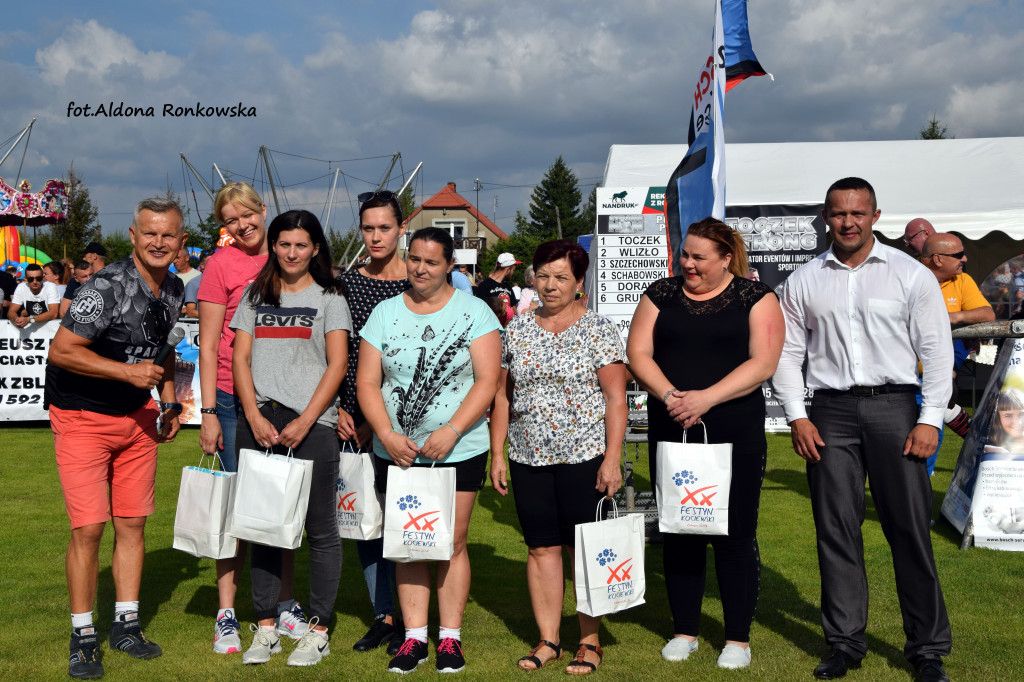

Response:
(807, 391), (951, 665)
(237, 401), (342, 626)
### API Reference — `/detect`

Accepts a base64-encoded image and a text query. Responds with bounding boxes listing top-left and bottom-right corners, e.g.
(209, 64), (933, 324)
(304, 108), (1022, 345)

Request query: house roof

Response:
(408, 182), (509, 241)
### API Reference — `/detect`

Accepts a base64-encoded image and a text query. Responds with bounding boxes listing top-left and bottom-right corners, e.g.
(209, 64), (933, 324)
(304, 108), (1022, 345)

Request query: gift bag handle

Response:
(681, 421), (709, 444)
(197, 451), (226, 472)
(594, 496), (619, 522)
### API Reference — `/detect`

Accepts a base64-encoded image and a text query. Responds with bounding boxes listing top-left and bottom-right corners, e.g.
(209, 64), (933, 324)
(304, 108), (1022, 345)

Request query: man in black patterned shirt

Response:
(46, 197), (185, 680)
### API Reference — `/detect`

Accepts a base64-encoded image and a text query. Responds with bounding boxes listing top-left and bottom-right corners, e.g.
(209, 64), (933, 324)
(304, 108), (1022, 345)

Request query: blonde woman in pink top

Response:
(196, 182), (305, 654)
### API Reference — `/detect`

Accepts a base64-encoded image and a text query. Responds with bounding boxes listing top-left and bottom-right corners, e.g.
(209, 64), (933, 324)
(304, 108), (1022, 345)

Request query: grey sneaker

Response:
(242, 624), (282, 665)
(662, 636), (698, 661)
(276, 601), (308, 640)
(287, 617), (329, 667)
(213, 609), (242, 654)
(717, 643), (751, 669)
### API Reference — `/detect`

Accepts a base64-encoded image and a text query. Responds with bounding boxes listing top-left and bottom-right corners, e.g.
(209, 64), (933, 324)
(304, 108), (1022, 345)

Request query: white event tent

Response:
(602, 137), (1024, 240)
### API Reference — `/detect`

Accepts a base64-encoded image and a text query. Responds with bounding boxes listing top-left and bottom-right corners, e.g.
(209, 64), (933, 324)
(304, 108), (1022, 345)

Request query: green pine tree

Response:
(920, 114), (953, 139)
(524, 156), (586, 241)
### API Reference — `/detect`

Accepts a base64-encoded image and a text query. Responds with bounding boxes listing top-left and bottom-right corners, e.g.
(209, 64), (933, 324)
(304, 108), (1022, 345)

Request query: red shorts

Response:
(51, 401), (160, 529)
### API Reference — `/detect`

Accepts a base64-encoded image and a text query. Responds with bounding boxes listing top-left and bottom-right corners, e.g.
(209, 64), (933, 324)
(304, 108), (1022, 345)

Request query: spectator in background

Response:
(8, 263), (60, 328)
(173, 245), (200, 287)
(83, 241), (107, 274)
(475, 252), (520, 315)
(43, 260), (68, 298)
(182, 252), (211, 319)
(919, 233), (994, 461)
(0, 265), (16, 316)
(517, 265), (539, 313)
(451, 262), (473, 293)
(60, 261), (94, 318)
(902, 218), (936, 258)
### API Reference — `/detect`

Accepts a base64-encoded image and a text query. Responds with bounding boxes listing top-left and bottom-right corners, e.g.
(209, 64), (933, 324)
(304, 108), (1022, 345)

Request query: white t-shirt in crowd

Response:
(12, 281), (60, 315)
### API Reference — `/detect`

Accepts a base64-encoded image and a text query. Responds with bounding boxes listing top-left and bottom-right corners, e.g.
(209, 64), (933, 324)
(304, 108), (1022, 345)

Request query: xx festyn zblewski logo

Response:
(336, 477), (359, 527)
(396, 495), (440, 548)
(595, 548), (636, 599)
(673, 470), (718, 522)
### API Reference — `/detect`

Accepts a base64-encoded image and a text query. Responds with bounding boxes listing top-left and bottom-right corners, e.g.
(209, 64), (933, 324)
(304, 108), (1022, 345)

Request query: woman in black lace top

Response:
(626, 217), (785, 670)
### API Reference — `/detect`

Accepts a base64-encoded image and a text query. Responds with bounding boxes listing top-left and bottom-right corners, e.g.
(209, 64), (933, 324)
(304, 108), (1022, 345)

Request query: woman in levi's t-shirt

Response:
(196, 182), (304, 654)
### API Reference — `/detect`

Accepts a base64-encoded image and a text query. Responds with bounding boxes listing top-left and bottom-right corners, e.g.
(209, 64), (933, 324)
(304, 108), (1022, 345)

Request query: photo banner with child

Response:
(943, 337), (1024, 550)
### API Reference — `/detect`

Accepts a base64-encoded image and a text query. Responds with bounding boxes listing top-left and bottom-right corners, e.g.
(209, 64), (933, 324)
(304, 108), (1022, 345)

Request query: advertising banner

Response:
(943, 337), (1024, 550)
(0, 319), (202, 424)
(0, 320), (58, 420)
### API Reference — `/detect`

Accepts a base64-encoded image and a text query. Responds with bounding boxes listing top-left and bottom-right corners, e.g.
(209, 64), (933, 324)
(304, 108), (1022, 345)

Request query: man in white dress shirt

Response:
(773, 178), (952, 682)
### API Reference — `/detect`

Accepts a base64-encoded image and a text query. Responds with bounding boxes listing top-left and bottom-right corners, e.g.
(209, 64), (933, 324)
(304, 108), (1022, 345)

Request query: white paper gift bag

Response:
(173, 453), (238, 559)
(574, 497), (646, 617)
(229, 447), (313, 549)
(382, 463), (456, 563)
(656, 424), (732, 535)
(336, 443), (384, 541)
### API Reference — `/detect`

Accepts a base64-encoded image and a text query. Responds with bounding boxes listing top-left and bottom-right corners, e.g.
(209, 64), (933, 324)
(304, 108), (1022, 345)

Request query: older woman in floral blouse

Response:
(490, 239), (627, 675)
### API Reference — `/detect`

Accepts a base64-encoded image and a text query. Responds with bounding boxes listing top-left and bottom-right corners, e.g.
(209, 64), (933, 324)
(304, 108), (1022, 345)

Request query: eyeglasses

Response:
(935, 250), (965, 260)
(902, 229), (928, 245)
(357, 190), (396, 204)
(25, 276), (43, 282)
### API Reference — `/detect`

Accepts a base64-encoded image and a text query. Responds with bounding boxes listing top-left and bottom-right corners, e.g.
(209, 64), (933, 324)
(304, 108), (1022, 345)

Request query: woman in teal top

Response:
(357, 227), (500, 674)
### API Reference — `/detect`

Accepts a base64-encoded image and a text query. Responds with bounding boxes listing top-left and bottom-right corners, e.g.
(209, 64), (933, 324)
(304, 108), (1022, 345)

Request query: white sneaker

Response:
(213, 610), (242, 654)
(242, 624), (281, 665)
(662, 637), (698, 661)
(276, 601), (308, 640)
(717, 643), (751, 669)
(287, 618), (329, 667)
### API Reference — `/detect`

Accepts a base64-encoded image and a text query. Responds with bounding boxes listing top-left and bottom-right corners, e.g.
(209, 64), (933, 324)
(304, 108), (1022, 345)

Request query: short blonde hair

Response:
(214, 182), (264, 225)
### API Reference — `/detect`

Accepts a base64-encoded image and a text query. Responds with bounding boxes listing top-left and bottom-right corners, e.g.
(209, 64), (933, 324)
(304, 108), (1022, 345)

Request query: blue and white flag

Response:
(665, 0), (769, 276)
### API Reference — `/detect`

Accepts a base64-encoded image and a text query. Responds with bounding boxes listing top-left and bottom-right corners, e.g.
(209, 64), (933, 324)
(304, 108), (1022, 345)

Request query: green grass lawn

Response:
(1, 424), (1022, 680)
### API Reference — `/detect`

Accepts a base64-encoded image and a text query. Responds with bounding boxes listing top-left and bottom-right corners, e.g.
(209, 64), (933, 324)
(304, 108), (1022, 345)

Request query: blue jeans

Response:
(356, 538), (396, 619)
(216, 388), (241, 472)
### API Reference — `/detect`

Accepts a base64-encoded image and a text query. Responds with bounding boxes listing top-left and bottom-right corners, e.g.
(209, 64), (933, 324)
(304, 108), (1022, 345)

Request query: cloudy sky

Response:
(1, 0), (1021, 237)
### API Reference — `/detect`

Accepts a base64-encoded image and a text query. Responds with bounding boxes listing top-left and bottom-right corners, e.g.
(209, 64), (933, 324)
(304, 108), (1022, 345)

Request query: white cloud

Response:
(35, 19), (182, 86)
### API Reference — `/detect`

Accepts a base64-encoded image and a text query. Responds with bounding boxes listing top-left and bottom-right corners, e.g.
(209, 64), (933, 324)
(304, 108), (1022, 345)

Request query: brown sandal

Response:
(518, 640), (563, 670)
(565, 643), (603, 675)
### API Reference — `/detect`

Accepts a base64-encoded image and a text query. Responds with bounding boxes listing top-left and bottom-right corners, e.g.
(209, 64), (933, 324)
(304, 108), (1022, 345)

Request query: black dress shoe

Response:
(352, 618), (397, 652)
(813, 649), (861, 679)
(917, 659), (950, 682)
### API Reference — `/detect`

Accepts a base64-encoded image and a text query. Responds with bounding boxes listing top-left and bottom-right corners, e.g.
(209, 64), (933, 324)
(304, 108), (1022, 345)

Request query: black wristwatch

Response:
(200, 407), (217, 415)
(159, 402), (183, 414)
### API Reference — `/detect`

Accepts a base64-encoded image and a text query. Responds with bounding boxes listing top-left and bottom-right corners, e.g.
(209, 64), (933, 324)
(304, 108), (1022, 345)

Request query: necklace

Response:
(538, 305), (582, 335)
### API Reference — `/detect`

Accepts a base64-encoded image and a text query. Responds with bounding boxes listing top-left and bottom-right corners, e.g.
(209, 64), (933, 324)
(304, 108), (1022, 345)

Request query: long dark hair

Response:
(247, 210), (340, 307)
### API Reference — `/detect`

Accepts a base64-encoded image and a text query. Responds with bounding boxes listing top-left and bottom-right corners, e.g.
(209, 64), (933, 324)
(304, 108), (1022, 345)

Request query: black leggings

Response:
(650, 440), (766, 642)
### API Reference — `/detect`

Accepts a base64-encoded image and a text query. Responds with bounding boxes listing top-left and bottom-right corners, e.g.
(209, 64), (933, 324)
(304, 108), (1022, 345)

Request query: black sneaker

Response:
(436, 637), (465, 673)
(69, 627), (104, 679)
(109, 613), (162, 659)
(386, 620), (405, 657)
(353, 617), (397, 652)
(388, 638), (429, 674)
